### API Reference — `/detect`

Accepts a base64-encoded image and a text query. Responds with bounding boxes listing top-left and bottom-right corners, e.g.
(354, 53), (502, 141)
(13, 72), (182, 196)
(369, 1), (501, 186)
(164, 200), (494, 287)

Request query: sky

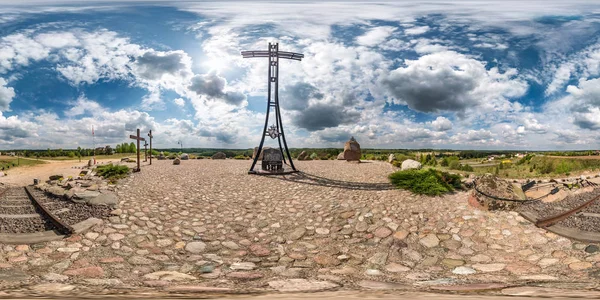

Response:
(1, 1), (600, 151)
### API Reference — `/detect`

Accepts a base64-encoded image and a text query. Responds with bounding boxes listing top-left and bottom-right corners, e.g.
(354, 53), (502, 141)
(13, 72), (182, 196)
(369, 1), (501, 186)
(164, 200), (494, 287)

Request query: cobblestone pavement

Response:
(1, 160), (599, 296)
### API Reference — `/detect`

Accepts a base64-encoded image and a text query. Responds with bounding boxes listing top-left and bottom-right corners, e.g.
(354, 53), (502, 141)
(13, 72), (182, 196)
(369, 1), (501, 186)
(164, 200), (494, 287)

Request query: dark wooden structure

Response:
(242, 43), (303, 174)
(129, 129), (145, 172)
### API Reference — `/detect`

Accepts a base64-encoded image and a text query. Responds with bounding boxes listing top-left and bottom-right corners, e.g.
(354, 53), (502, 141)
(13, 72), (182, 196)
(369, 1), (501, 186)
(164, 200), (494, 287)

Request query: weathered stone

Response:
(585, 245), (599, 254)
(393, 230), (409, 240)
(31, 283), (76, 292)
(400, 159), (421, 171)
(314, 254), (341, 267)
(173, 158), (181, 165)
(230, 262), (256, 270)
(368, 252), (388, 266)
(472, 263), (506, 272)
(128, 256), (153, 265)
(185, 242), (206, 254)
(569, 261), (593, 270)
(452, 266), (476, 275)
(226, 272), (263, 280)
(385, 263), (410, 273)
(63, 266), (104, 278)
(143, 271), (196, 281)
(419, 234), (440, 248)
(374, 227), (392, 238)
(471, 174), (527, 210)
(249, 244), (270, 257)
(268, 279), (339, 292)
(222, 241), (240, 250)
(343, 136), (361, 161)
(180, 153), (189, 160)
(87, 192), (118, 206)
(442, 258), (465, 267)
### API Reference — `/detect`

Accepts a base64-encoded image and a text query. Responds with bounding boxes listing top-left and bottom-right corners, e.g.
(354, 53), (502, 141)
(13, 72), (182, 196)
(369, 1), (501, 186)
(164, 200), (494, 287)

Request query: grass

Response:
(0, 156), (46, 172)
(40, 153), (134, 161)
(95, 164), (130, 183)
(388, 168), (462, 196)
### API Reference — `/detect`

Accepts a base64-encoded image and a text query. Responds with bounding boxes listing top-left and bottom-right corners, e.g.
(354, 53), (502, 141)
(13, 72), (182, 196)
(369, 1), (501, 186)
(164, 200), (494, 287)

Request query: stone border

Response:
(0, 217), (102, 244)
(519, 211), (600, 243)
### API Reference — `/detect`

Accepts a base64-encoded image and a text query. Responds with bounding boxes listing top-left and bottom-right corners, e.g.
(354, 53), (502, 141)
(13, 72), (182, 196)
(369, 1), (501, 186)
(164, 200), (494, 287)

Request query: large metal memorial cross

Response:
(129, 128), (145, 172)
(242, 43), (303, 175)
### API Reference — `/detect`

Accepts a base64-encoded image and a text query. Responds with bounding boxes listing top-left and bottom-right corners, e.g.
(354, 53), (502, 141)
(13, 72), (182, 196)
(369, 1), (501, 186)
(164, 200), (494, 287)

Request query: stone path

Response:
(1, 160), (599, 296)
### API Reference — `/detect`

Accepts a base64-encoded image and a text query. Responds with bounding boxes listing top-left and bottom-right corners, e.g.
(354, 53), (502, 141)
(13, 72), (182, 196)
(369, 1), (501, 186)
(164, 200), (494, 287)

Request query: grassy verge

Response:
(95, 164), (130, 183)
(0, 156), (46, 172)
(388, 168), (462, 196)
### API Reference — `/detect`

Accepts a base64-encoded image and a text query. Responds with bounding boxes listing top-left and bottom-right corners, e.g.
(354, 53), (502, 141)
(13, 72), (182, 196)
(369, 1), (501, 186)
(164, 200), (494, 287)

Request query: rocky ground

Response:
(1, 159), (599, 297)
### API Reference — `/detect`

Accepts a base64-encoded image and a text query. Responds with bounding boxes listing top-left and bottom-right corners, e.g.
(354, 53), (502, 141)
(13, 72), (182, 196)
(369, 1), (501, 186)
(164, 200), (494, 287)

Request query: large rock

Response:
(337, 152), (345, 160)
(49, 174), (64, 181)
(388, 154), (396, 163)
(212, 152), (226, 159)
(158, 152), (166, 160)
(401, 159), (422, 170)
(297, 151), (308, 161)
(0, 171), (4, 177)
(252, 147), (272, 160)
(180, 153), (189, 160)
(88, 159), (94, 167)
(469, 174), (527, 211)
(87, 192), (118, 206)
(71, 191), (101, 203)
(343, 137), (361, 161)
(173, 158), (181, 165)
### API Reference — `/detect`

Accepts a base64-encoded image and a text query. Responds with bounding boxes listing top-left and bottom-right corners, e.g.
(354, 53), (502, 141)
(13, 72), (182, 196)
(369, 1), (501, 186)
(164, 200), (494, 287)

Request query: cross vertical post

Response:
(129, 129), (145, 172)
(242, 43), (303, 175)
(148, 130), (153, 165)
(144, 141), (148, 162)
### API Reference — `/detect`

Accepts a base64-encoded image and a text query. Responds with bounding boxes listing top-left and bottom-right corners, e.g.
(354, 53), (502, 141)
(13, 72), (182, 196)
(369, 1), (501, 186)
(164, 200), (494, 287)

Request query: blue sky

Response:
(1, 1), (600, 150)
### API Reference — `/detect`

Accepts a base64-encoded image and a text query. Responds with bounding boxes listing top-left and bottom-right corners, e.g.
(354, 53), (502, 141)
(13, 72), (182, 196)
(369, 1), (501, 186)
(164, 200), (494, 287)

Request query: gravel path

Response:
(0, 160), (599, 294)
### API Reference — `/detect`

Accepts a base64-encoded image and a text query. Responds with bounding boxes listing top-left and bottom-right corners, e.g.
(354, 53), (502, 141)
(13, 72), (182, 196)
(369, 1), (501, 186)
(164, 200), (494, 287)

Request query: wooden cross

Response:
(143, 141), (148, 162)
(148, 130), (153, 165)
(129, 128), (145, 172)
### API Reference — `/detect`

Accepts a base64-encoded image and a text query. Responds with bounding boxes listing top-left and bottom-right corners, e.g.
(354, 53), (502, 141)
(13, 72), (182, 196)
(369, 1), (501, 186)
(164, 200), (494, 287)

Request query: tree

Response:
(129, 142), (136, 153)
(115, 144), (121, 154)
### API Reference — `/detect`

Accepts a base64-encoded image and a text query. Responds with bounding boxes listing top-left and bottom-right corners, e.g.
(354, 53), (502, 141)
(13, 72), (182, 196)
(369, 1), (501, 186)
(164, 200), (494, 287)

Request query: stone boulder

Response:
(401, 159), (422, 170)
(173, 158), (181, 165)
(343, 137), (361, 161)
(181, 153), (189, 160)
(297, 151), (308, 161)
(120, 157), (130, 162)
(49, 174), (64, 181)
(252, 147), (272, 160)
(337, 152), (345, 160)
(87, 192), (118, 207)
(158, 152), (166, 160)
(0, 171), (4, 177)
(469, 174), (527, 211)
(88, 159), (94, 167)
(388, 154), (396, 163)
(71, 191), (101, 203)
(212, 152), (226, 160)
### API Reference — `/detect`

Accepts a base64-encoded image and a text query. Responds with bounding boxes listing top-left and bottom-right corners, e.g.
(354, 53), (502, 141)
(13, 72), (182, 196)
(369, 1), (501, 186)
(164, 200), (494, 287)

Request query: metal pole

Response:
(274, 43), (296, 171)
(249, 42), (273, 174)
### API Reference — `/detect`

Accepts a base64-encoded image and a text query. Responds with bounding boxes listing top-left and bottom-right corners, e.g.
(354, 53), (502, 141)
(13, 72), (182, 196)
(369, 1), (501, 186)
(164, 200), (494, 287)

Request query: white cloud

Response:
(430, 116), (453, 131)
(381, 51), (528, 115)
(405, 25), (430, 35)
(173, 98), (185, 107)
(64, 95), (105, 117)
(356, 26), (396, 46)
(0, 77), (15, 111)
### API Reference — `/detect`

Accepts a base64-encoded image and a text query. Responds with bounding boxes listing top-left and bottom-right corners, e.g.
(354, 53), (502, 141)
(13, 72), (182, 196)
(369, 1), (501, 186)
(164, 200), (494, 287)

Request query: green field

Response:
(0, 156), (46, 172)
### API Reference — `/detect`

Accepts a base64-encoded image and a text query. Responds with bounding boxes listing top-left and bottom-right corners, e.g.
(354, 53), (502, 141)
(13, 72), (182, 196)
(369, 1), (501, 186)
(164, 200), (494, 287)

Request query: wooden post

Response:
(148, 130), (153, 165)
(144, 141), (148, 162)
(129, 129), (145, 172)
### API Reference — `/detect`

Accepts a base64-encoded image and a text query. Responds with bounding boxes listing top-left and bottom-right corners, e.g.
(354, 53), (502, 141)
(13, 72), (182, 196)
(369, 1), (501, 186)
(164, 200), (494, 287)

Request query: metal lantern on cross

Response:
(242, 43), (303, 175)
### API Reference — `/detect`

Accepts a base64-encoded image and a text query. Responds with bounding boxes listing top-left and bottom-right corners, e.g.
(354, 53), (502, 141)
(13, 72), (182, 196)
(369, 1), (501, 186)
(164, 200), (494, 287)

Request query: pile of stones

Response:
(35, 172), (119, 207)
(469, 174), (527, 211)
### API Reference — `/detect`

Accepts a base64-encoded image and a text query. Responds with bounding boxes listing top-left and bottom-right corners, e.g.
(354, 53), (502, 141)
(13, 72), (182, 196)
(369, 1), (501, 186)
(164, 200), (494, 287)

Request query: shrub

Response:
(309, 152), (318, 160)
(233, 155), (248, 160)
(388, 168), (462, 196)
(197, 156), (205, 159)
(95, 164), (130, 182)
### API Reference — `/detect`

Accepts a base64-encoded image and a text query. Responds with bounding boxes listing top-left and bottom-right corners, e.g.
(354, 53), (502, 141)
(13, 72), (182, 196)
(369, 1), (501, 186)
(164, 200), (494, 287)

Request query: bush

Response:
(388, 169), (462, 196)
(197, 156), (206, 159)
(95, 164), (130, 182)
(233, 155), (248, 160)
(309, 152), (318, 160)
